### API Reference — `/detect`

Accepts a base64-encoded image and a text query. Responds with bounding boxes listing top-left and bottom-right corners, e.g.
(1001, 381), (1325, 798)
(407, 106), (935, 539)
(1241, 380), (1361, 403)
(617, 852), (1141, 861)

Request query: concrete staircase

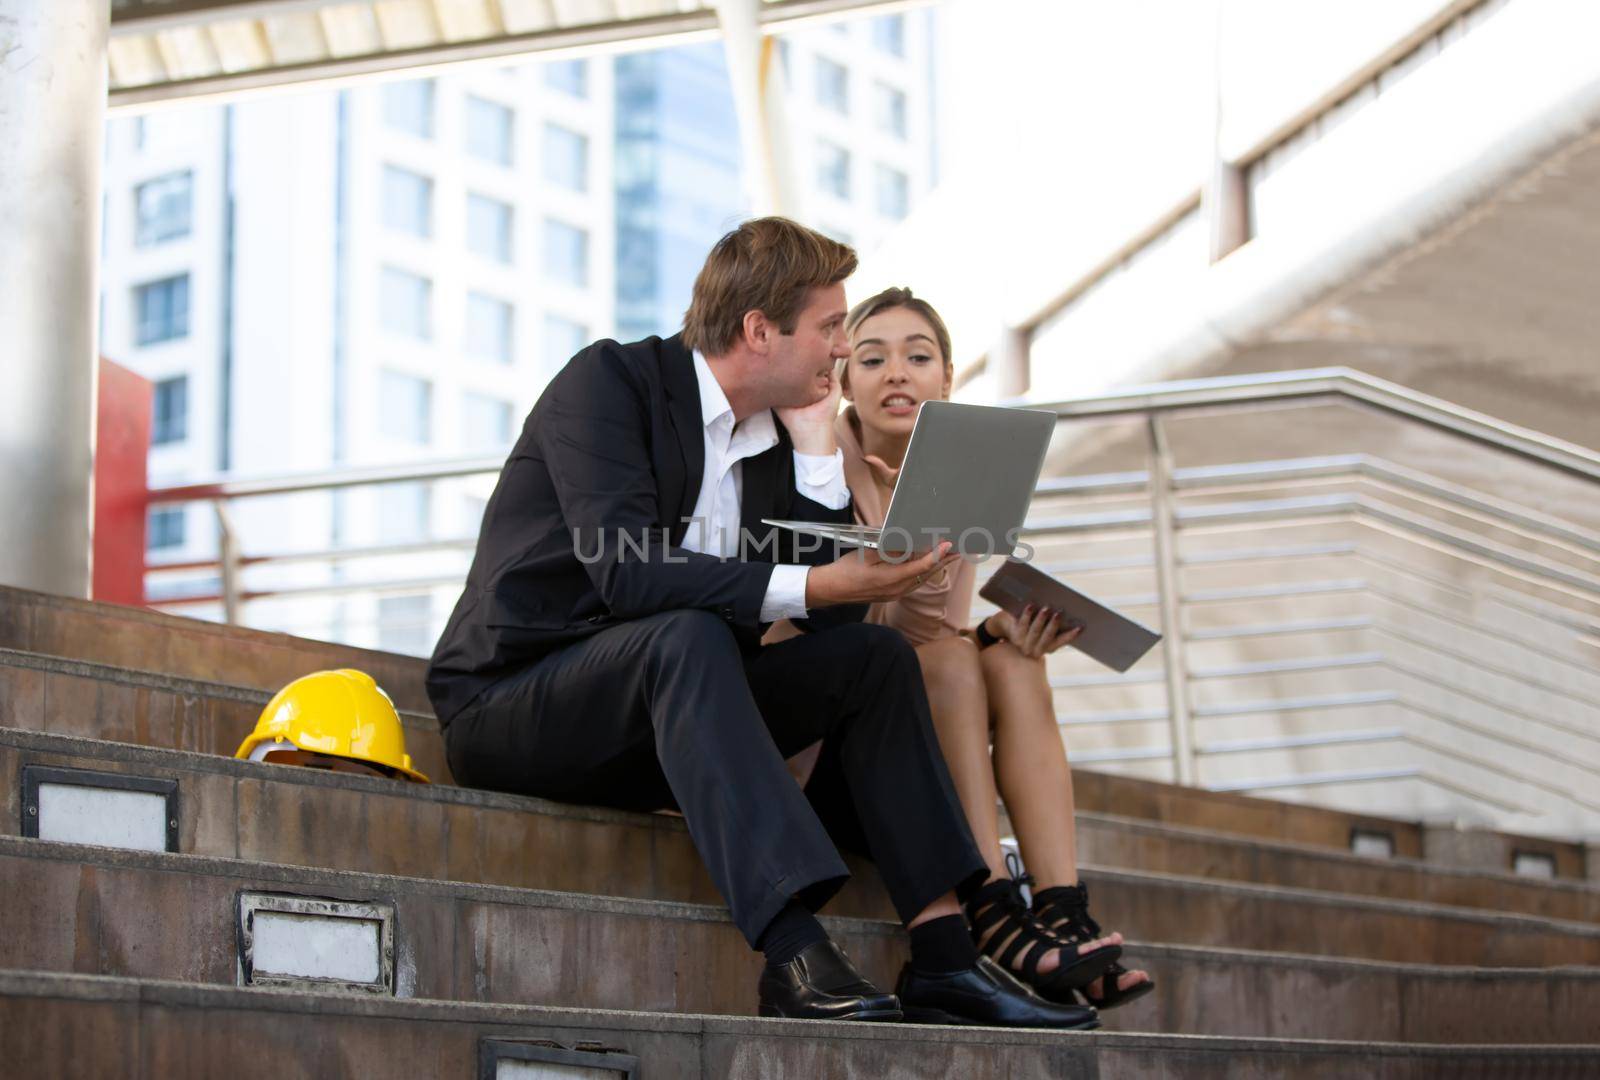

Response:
(2, 584), (1597, 1076)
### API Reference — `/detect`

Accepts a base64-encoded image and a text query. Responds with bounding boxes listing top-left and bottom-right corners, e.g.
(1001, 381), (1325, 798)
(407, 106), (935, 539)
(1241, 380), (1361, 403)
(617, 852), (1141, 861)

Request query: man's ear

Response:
(741, 309), (772, 354)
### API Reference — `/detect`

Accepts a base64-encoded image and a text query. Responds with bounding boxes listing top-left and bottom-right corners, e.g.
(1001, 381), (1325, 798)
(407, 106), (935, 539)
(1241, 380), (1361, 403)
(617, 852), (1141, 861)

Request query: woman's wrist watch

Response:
(973, 616), (1002, 650)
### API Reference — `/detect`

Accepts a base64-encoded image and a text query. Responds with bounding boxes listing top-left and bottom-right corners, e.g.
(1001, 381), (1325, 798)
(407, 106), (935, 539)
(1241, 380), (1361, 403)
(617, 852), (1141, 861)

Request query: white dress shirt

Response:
(681, 350), (848, 622)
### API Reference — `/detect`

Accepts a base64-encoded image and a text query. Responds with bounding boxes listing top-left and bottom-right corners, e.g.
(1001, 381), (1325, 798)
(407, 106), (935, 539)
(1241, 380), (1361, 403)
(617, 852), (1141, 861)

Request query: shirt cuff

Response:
(760, 563), (812, 623)
(793, 448), (849, 510)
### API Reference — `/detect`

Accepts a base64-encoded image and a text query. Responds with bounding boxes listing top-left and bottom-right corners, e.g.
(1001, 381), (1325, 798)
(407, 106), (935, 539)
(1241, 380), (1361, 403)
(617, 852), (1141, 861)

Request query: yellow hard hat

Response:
(235, 669), (429, 783)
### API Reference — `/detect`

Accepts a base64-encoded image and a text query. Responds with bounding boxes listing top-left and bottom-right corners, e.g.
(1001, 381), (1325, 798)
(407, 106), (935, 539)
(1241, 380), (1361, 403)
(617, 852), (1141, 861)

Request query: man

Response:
(428, 218), (1098, 1029)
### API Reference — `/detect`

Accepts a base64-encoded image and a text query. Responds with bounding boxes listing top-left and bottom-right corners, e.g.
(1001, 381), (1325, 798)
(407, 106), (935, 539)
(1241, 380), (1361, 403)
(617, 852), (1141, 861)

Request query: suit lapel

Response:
(660, 335), (705, 543)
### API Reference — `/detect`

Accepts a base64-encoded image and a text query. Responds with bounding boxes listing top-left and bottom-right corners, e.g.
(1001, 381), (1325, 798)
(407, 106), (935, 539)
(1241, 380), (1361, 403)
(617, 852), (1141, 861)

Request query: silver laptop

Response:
(765, 400), (1056, 557)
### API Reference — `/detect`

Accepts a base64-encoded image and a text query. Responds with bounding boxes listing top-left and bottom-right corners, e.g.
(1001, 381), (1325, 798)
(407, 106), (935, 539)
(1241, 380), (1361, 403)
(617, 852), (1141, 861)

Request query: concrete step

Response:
(1, 643), (1448, 862)
(5, 972), (1593, 1079)
(5, 727), (1597, 926)
(0, 644), (454, 784)
(9, 641), (1590, 880)
(0, 584), (429, 711)
(4, 838), (1600, 1044)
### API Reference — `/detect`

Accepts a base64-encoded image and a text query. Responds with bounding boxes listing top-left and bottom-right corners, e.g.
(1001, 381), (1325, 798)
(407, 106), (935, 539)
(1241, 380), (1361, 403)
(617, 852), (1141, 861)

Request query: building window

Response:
(545, 59), (588, 98)
(464, 292), (514, 364)
(543, 314), (588, 375)
(377, 483), (431, 542)
(542, 219), (588, 287)
(872, 14), (906, 56)
(817, 141), (851, 200)
(461, 392), (514, 452)
(377, 593), (433, 656)
(542, 122), (589, 192)
(466, 193), (514, 264)
(134, 275), (190, 345)
(379, 267), (432, 339)
(874, 82), (908, 139)
(815, 57), (849, 114)
(378, 370), (432, 443)
(151, 375), (188, 445)
(876, 164), (910, 220)
(464, 95), (514, 166)
(135, 172), (192, 246)
(381, 165), (432, 238)
(383, 79), (434, 138)
(147, 506), (185, 550)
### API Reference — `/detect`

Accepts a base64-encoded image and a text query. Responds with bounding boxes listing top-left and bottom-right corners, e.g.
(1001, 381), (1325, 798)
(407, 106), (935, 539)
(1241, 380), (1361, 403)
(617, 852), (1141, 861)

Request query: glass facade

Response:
(381, 165), (433, 238)
(613, 44), (746, 342)
(378, 370), (432, 443)
(135, 274), (190, 345)
(466, 194), (514, 264)
(135, 172), (193, 246)
(874, 81), (908, 139)
(147, 506), (185, 550)
(544, 59), (588, 98)
(817, 140), (851, 200)
(383, 79), (435, 138)
(464, 95), (514, 166)
(461, 391), (514, 451)
(542, 217), (589, 286)
(379, 267), (432, 339)
(464, 292), (514, 363)
(876, 164), (910, 220)
(543, 122), (589, 192)
(872, 14), (906, 56)
(815, 56), (850, 114)
(151, 375), (188, 445)
(542, 313), (589, 376)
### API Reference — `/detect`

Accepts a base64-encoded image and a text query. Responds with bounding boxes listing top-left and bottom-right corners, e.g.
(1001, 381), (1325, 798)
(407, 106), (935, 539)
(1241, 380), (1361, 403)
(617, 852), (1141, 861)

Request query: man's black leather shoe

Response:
(895, 956), (1100, 1029)
(757, 940), (903, 1021)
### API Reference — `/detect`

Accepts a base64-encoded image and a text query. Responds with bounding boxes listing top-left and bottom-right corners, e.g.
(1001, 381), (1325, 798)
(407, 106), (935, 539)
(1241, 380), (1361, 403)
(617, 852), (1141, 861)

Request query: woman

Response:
(830, 286), (1151, 1009)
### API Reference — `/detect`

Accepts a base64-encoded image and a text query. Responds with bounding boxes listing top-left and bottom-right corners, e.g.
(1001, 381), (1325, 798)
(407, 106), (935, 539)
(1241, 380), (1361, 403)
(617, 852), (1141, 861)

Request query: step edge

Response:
(7, 834), (1600, 946)
(11, 726), (1589, 902)
(2, 969), (1596, 1057)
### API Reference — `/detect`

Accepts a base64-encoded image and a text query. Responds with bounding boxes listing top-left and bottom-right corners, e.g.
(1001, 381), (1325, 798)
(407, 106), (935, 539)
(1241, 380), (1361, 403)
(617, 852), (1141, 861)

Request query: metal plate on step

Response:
(480, 1039), (639, 1079)
(21, 765), (179, 853)
(237, 892), (395, 994)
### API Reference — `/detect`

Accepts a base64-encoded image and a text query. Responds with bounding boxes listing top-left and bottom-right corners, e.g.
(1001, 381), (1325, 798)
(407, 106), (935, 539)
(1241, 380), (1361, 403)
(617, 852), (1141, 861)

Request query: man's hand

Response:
(986, 607), (1083, 659)
(805, 542), (962, 608)
(775, 360), (844, 456)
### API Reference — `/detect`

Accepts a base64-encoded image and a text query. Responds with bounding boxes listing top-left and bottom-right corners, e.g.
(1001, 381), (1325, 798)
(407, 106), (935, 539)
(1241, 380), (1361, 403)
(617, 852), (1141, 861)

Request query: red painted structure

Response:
(92, 358), (152, 607)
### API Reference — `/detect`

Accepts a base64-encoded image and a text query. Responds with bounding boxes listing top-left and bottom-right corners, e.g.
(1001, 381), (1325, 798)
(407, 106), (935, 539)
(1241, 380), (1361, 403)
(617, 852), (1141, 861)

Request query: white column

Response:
(0, 0), (110, 597)
(714, 0), (795, 217)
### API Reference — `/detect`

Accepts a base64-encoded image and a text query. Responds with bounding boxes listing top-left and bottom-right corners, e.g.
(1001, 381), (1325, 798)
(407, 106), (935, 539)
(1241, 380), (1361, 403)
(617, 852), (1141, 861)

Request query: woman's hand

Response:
(988, 606), (1082, 659)
(861, 453), (901, 490)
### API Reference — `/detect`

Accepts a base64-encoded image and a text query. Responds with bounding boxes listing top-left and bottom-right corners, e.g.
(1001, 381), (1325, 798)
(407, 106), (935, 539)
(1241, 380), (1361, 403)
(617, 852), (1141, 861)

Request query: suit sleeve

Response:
(538, 345), (775, 626)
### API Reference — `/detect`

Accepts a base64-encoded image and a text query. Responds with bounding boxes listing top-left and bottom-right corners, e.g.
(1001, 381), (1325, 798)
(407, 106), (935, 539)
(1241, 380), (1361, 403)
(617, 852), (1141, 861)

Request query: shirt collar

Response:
(692, 349), (777, 450)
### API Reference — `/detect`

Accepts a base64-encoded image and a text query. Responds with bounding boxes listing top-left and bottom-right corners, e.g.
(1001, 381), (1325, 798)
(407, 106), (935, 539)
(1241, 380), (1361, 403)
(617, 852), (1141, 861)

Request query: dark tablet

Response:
(978, 559), (1162, 673)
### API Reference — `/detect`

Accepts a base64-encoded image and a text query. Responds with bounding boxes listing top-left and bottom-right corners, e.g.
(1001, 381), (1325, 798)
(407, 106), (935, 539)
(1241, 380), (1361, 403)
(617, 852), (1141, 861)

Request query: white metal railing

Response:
(143, 366), (1600, 831)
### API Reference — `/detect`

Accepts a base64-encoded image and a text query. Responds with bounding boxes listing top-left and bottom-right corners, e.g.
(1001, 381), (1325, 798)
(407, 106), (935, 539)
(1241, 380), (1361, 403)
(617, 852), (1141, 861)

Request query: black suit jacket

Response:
(426, 333), (864, 724)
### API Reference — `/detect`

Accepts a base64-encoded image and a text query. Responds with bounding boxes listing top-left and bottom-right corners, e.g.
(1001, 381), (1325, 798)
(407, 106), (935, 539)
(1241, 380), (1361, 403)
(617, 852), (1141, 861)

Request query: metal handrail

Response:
(138, 367), (1600, 832)
(1024, 366), (1600, 484)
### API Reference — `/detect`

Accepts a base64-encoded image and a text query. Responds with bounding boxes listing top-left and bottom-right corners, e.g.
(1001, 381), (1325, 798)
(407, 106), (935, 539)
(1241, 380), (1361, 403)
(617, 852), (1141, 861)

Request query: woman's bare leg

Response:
(980, 641), (1149, 994)
(915, 636), (1115, 977)
(914, 636), (1008, 883)
(979, 642), (1081, 890)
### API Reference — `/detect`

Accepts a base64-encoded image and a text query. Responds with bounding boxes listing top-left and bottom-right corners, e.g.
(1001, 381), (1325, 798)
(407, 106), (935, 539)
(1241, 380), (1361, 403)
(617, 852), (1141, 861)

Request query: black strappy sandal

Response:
(1031, 881), (1155, 1010)
(963, 875), (1121, 1002)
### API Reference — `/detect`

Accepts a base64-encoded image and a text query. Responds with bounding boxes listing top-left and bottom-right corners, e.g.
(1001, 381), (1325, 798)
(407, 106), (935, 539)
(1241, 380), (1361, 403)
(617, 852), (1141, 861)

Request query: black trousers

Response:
(444, 610), (988, 946)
